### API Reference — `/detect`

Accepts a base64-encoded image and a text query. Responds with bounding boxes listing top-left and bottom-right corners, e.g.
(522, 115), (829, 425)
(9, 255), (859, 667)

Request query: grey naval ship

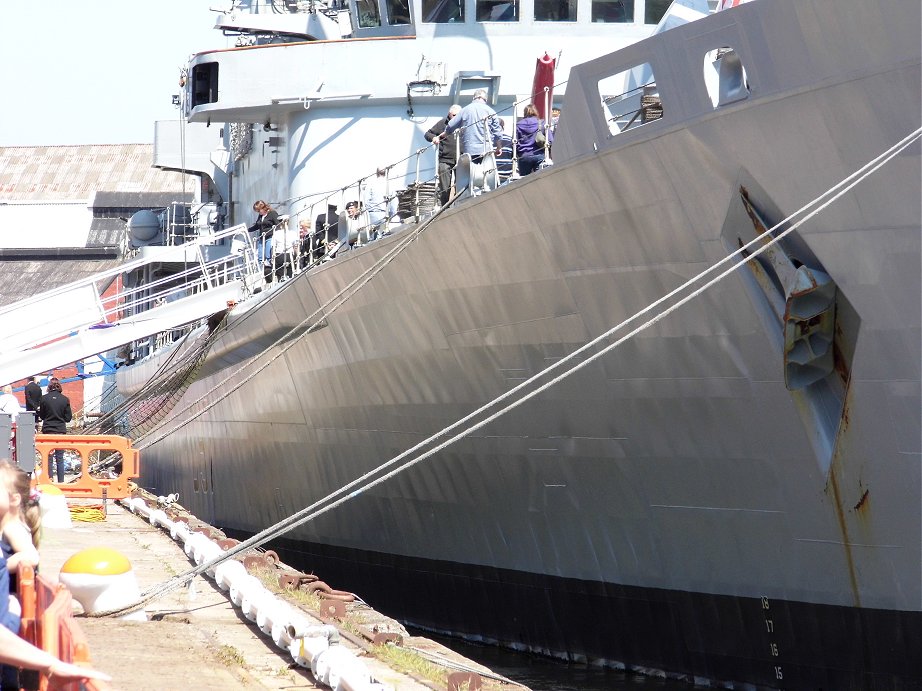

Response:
(105, 0), (920, 688)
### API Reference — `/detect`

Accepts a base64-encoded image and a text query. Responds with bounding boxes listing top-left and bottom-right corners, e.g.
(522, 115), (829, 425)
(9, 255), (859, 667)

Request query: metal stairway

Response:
(0, 225), (260, 386)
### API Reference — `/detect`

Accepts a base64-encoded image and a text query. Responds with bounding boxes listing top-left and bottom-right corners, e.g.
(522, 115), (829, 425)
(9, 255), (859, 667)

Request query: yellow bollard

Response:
(36, 483), (72, 529)
(58, 547), (146, 621)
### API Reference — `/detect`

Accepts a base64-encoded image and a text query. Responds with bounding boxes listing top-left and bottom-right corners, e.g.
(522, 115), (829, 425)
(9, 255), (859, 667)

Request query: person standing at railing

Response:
(0, 387), (20, 420)
(272, 216), (298, 282)
(364, 168), (399, 239)
(495, 119), (515, 185)
(0, 386), (21, 473)
(24, 377), (42, 422)
(441, 89), (503, 165)
(297, 218), (313, 270)
(515, 103), (553, 176)
(314, 204), (340, 260)
(425, 103), (461, 205)
(247, 200), (279, 267)
(37, 378), (72, 483)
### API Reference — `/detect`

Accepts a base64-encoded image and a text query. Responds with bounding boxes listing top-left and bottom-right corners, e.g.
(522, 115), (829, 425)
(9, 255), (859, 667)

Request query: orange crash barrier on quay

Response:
(17, 564), (111, 691)
(32, 435), (140, 500)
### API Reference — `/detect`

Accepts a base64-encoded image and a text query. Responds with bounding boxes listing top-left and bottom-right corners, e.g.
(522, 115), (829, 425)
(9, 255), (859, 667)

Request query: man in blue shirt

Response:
(441, 89), (503, 164)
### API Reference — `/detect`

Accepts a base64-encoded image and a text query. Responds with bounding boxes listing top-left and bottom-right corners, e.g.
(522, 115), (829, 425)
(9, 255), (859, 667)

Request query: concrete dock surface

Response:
(37, 496), (518, 691)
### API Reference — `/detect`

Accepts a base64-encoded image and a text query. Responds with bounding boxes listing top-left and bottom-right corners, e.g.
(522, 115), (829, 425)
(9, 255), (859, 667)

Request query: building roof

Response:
(0, 144), (197, 309)
(0, 257), (122, 308)
(0, 144), (191, 201)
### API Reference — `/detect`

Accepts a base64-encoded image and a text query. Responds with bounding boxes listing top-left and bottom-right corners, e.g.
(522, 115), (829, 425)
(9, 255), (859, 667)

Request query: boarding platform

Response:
(0, 224), (261, 388)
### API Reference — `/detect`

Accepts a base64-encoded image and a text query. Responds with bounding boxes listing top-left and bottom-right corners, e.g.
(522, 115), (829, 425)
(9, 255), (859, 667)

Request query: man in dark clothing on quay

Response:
(24, 375), (43, 431)
(24, 377), (42, 416)
(37, 378), (72, 483)
(424, 103), (461, 206)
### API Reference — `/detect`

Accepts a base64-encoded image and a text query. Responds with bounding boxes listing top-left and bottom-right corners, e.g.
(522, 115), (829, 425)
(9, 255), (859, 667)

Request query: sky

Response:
(0, 0), (232, 147)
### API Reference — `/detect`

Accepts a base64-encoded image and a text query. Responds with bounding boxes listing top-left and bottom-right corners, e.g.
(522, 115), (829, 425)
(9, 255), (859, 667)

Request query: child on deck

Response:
(0, 460), (110, 687)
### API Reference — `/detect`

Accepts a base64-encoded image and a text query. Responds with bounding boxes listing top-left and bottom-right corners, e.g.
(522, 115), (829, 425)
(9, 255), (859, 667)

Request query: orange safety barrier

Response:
(16, 564), (112, 691)
(32, 435), (140, 500)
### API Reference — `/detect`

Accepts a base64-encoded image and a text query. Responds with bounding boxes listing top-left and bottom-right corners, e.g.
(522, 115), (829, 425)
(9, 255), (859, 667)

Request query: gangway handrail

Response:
(0, 224), (258, 356)
(0, 223), (250, 319)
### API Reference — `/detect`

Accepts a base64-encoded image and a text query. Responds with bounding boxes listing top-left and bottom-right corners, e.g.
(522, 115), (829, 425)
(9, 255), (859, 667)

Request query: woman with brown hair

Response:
(515, 103), (552, 176)
(248, 200), (279, 265)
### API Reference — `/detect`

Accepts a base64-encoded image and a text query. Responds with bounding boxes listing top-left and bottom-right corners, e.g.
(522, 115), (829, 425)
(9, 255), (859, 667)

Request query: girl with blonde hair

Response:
(0, 459), (110, 685)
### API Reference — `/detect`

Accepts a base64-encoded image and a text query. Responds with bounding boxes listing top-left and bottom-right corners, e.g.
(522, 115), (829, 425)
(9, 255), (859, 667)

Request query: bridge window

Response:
(356, 0), (381, 27)
(536, 0), (576, 21)
(598, 62), (662, 135)
(386, 0), (411, 24)
(422, 0), (464, 22)
(591, 0), (633, 22)
(645, 0), (670, 23)
(477, 0), (519, 21)
(190, 62), (219, 108)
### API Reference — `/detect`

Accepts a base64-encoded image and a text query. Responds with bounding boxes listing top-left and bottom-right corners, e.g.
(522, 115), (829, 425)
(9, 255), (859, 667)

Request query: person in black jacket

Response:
(37, 378), (72, 483)
(424, 104), (461, 205)
(248, 200), (279, 265)
(24, 377), (41, 413)
(24, 376), (42, 430)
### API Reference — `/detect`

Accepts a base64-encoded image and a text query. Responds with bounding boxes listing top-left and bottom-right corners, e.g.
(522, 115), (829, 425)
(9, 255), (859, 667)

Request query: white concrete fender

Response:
(148, 508), (169, 528)
(170, 520), (192, 542)
(183, 532), (209, 561)
(290, 633), (329, 667)
(327, 655), (374, 691)
(273, 618), (295, 649)
(128, 497), (152, 519)
(335, 670), (391, 691)
(313, 645), (367, 688)
(229, 574), (262, 608)
(214, 559), (246, 591)
(256, 597), (288, 634)
(241, 582), (273, 622)
(276, 609), (311, 649)
(197, 540), (224, 573)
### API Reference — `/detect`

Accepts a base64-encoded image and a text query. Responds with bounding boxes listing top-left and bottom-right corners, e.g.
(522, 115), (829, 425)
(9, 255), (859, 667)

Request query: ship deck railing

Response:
(0, 225), (264, 386)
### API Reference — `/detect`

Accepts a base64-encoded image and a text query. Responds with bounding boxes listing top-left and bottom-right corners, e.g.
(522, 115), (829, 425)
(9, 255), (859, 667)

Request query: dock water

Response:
(38, 496), (512, 690)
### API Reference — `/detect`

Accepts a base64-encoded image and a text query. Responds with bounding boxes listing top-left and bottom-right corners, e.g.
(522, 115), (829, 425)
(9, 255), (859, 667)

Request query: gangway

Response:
(0, 224), (260, 386)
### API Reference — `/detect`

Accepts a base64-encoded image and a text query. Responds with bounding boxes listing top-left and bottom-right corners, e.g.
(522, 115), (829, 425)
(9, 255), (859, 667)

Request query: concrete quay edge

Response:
(36, 492), (519, 691)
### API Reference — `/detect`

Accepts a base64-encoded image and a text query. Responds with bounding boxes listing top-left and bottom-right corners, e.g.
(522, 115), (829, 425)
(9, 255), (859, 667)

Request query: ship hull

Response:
(120, 1), (922, 687)
(260, 536), (921, 689)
